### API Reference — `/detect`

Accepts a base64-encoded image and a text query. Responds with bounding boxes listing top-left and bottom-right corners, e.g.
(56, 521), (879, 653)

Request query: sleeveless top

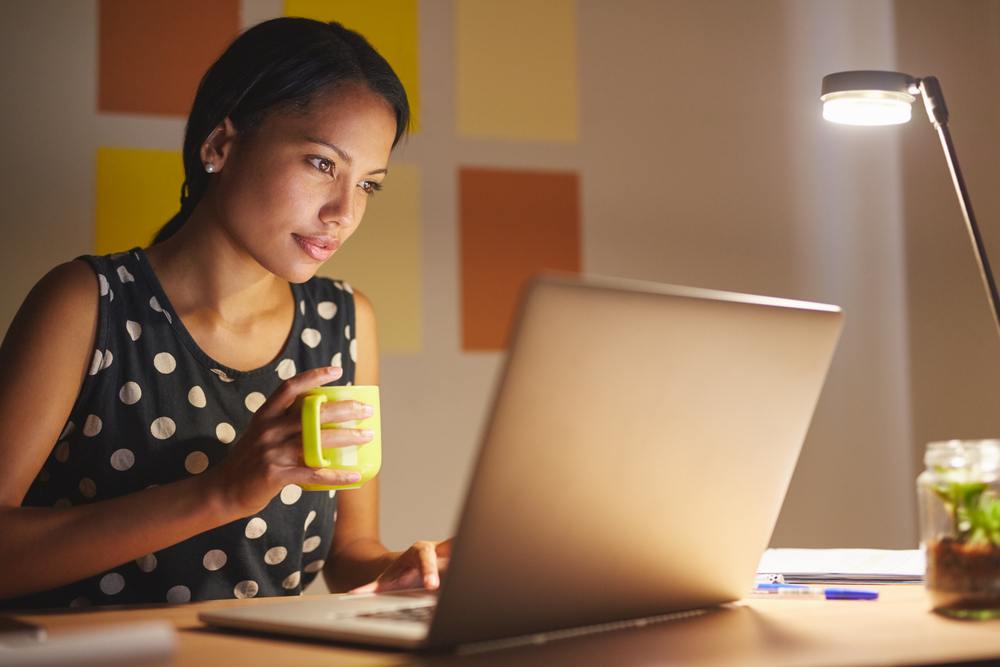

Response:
(3, 248), (357, 610)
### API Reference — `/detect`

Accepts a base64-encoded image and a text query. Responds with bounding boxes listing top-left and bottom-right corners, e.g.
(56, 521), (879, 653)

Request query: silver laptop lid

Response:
(427, 274), (843, 647)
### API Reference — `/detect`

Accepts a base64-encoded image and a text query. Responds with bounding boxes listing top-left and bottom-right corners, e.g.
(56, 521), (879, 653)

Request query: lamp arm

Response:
(918, 76), (1000, 339)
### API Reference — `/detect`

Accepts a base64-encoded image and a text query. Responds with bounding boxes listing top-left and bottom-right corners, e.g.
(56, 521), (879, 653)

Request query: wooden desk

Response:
(7, 585), (1000, 666)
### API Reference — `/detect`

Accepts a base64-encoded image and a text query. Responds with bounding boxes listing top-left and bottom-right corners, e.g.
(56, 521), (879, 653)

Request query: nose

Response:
(318, 181), (357, 228)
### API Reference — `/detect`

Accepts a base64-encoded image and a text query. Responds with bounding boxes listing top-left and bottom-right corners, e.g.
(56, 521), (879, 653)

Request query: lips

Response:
(292, 233), (340, 262)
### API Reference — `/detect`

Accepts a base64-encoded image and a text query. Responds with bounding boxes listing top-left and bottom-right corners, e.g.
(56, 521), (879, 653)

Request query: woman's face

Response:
(209, 84), (397, 283)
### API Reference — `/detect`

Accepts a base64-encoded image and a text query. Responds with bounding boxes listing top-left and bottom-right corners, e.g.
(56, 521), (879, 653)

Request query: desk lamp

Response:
(820, 70), (1000, 338)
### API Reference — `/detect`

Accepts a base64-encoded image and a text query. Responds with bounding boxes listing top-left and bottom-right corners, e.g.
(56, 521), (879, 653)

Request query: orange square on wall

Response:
(99, 0), (240, 116)
(459, 168), (581, 351)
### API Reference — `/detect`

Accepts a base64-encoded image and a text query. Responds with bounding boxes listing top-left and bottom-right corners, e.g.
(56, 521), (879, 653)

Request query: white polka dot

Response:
(79, 477), (96, 498)
(153, 352), (176, 374)
(281, 571), (301, 590)
(88, 349), (103, 376)
(317, 301), (337, 320)
(149, 296), (162, 312)
(108, 289), (114, 302)
(303, 536), (322, 553)
(304, 559), (326, 574)
(244, 392), (266, 413)
(69, 597), (90, 608)
(299, 299), (305, 315)
(211, 368), (234, 383)
(99, 572), (124, 596)
(163, 310), (173, 324)
(203, 549), (227, 571)
(151, 417), (176, 440)
(110, 448), (135, 471)
(301, 328), (322, 348)
(328, 489), (337, 499)
(136, 554), (157, 572)
(264, 546), (287, 565)
(116, 265), (134, 283)
(119, 381), (142, 405)
(276, 359), (296, 380)
(59, 421), (75, 440)
(234, 580), (259, 599)
(344, 324), (351, 339)
(350, 338), (358, 363)
(53, 498), (71, 508)
(330, 352), (342, 368)
(215, 422), (236, 444)
(188, 385), (207, 408)
(245, 517), (267, 539)
(341, 281), (353, 294)
(185, 451), (209, 474)
(54, 441), (70, 463)
(280, 484), (302, 505)
(304, 510), (317, 531)
(98, 274), (109, 296)
(83, 414), (102, 437)
(166, 585), (191, 604)
(100, 349), (113, 371)
(126, 320), (142, 341)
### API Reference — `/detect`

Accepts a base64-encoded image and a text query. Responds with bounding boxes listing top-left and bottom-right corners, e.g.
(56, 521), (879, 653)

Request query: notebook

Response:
(200, 274), (844, 650)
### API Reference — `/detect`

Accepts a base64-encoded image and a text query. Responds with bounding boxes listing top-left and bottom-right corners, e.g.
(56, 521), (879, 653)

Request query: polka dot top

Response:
(4, 248), (357, 610)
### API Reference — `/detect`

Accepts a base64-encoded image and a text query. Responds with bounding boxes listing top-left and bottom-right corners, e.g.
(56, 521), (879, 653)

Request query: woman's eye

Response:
(308, 157), (334, 174)
(360, 180), (383, 195)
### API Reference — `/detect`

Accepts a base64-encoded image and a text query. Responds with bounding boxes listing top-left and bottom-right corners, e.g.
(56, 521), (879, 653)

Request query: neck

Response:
(145, 203), (288, 326)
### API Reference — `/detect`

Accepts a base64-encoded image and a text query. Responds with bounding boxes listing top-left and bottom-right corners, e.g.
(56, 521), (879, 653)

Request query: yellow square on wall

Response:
(95, 147), (185, 255)
(284, 0), (421, 133)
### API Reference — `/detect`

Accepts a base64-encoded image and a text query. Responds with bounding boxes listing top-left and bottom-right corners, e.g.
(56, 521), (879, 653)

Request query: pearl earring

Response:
(204, 164), (215, 173)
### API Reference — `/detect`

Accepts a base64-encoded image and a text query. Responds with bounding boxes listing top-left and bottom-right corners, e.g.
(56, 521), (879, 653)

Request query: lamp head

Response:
(820, 70), (918, 126)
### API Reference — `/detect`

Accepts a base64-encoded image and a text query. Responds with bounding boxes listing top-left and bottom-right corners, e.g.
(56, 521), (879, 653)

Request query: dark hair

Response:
(153, 18), (409, 244)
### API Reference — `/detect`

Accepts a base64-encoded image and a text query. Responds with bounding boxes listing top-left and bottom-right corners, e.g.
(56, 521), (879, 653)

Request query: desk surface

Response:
(7, 585), (1000, 666)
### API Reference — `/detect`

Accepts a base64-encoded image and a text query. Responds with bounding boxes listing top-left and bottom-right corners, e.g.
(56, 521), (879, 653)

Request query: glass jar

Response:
(917, 439), (1000, 619)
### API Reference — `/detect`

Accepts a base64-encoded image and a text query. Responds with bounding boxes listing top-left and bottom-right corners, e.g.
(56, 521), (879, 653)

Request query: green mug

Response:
(300, 385), (381, 491)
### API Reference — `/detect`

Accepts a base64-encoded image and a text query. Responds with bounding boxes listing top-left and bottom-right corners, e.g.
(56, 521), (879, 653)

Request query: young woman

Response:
(0, 17), (448, 608)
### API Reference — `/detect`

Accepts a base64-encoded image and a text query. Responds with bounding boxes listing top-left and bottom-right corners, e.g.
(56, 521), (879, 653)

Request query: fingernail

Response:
(361, 405), (374, 416)
(426, 574), (440, 589)
(348, 473), (361, 482)
(327, 366), (343, 376)
(360, 429), (375, 440)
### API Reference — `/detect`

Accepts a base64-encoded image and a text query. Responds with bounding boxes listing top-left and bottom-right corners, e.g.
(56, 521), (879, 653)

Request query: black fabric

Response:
(3, 248), (357, 609)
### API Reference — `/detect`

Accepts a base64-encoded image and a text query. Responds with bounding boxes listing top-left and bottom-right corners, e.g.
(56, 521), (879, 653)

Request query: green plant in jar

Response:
(919, 440), (1000, 620)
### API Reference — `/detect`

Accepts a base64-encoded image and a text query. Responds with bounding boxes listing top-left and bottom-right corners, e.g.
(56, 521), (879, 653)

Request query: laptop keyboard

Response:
(358, 604), (436, 624)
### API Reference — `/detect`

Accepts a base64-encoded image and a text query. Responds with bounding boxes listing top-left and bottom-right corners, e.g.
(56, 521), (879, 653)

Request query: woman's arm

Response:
(0, 262), (359, 600)
(323, 290), (398, 592)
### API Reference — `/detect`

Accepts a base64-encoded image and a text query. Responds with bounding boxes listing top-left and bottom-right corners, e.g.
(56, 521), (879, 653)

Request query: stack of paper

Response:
(757, 548), (925, 584)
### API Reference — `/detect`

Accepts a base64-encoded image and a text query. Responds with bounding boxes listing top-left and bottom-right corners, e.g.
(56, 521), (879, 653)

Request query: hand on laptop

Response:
(349, 538), (453, 594)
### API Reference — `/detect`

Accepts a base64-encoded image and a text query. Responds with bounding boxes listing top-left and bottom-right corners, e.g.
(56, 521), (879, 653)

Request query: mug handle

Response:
(302, 394), (330, 467)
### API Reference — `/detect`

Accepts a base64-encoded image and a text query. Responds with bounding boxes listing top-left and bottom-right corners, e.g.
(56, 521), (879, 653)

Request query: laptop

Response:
(199, 274), (843, 650)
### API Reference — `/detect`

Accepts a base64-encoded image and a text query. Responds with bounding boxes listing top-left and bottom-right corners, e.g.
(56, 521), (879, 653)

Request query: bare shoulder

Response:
(0, 259), (99, 506)
(348, 288), (379, 385)
(5, 260), (99, 345)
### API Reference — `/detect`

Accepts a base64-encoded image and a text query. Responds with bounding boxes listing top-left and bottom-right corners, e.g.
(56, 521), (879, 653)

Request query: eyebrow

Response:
(303, 136), (388, 176)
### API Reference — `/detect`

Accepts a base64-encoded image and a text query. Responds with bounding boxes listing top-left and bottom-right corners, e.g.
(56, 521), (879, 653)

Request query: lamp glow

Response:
(821, 90), (914, 126)
(819, 69), (1000, 343)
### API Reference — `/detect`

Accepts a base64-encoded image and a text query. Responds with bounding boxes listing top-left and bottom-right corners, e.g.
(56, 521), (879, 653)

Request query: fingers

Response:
(320, 427), (374, 449)
(348, 581), (379, 595)
(320, 400), (374, 424)
(285, 464), (361, 488)
(416, 542), (440, 589)
(256, 366), (343, 419)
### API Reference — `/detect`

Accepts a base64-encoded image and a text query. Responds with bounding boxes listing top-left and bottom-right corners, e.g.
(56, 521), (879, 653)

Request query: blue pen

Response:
(752, 583), (878, 600)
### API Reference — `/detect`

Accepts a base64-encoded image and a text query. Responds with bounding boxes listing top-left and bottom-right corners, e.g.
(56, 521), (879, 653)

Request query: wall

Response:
(3, 1), (1000, 597)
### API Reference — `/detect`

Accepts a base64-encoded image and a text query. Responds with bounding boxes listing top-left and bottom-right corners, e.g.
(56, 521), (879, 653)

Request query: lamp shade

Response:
(820, 70), (917, 126)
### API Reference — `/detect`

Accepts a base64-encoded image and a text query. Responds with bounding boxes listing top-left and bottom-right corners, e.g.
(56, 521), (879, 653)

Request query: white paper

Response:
(0, 620), (175, 666)
(757, 548), (925, 583)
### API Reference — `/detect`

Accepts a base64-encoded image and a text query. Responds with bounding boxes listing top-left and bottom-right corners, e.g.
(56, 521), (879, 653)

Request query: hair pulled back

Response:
(153, 18), (409, 244)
